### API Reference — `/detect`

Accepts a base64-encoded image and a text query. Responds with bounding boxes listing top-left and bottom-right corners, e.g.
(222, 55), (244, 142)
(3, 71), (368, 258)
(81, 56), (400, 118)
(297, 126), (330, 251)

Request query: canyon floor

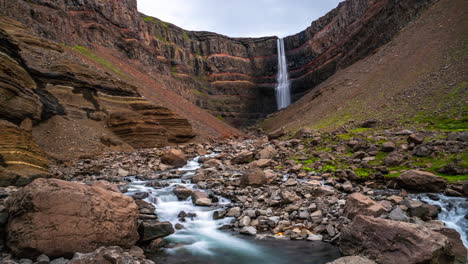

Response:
(0, 121), (467, 264)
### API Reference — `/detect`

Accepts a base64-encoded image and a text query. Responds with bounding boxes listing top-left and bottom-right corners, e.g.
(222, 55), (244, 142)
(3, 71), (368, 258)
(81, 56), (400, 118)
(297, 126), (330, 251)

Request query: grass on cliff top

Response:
(71, 45), (125, 78)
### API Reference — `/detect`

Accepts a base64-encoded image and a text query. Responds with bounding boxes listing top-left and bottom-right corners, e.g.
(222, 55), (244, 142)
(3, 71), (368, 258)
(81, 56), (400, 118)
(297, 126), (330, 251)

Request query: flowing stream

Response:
(125, 155), (340, 264)
(418, 194), (468, 249)
(276, 38), (291, 110)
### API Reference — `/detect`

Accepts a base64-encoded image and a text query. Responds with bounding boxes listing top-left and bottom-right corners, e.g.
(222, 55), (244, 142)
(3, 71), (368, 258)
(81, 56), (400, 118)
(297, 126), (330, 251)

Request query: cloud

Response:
(137, 0), (343, 38)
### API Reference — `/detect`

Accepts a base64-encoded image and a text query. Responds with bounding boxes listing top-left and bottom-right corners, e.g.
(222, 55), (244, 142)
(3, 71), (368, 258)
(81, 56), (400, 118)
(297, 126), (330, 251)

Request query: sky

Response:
(137, 0), (343, 38)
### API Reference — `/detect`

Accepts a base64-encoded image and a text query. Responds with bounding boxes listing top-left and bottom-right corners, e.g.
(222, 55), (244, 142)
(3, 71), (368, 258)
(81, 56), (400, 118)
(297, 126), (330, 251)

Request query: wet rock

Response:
(226, 207), (241, 217)
(6, 179), (139, 258)
(139, 221), (174, 242)
(397, 170), (447, 192)
(173, 187), (193, 200)
(240, 169), (266, 186)
(307, 234), (323, 241)
(326, 256), (376, 264)
(240, 226), (257, 236)
(50, 258), (68, 264)
(344, 193), (386, 220)
(161, 149), (187, 167)
(131, 192), (149, 200)
(191, 191), (211, 206)
(340, 215), (456, 264)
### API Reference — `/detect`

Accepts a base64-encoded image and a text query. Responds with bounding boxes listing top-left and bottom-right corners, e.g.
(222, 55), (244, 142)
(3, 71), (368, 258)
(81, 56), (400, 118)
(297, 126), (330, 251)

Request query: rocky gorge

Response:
(0, 0), (466, 263)
(0, 121), (467, 263)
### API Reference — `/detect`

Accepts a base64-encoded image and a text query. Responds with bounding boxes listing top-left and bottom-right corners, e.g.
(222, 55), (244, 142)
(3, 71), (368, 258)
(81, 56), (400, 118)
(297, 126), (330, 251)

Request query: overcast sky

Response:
(137, 0), (343, 38)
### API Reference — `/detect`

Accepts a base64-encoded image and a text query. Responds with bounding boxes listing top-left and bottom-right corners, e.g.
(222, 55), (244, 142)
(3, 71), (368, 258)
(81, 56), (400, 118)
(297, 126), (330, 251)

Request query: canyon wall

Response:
(0, 0), (436, 126)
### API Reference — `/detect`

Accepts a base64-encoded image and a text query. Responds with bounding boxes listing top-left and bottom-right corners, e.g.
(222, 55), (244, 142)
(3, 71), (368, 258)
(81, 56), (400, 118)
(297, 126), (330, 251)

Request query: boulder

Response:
(327, 256), (376, 264)
(191, 191), (211, 206)
(232, 151), (255, 164)
(68, 246), (153, 264)
(249, 159), (272, 168)
(161, 149), (187, 167)
(257, 146), (277, 159)
(340, 215), (456, 264)
(6, 179), (139, 258)
(240, 226), (257, 236)
(397, 170), (447, 192)
(268, 128), (286, 140)
(344, 193), (386, 220)
(138, 221), (174, 242)
(240, 169), (266, 186)
(407, 133), (425, 144)
(173, 187), (193, 200)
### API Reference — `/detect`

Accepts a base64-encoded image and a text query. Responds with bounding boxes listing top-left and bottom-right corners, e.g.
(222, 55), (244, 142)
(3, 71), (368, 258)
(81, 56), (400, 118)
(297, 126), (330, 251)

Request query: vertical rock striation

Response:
(0, 0), (436, 126)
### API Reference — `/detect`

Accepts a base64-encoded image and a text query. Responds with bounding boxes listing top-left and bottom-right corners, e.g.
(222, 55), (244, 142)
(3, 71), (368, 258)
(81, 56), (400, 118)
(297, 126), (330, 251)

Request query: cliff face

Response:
(0, 0), (436, 126)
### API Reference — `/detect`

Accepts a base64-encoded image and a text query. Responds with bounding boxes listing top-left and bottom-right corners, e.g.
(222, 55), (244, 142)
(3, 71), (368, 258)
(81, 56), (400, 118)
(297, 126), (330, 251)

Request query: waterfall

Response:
(275, 38), (291, 110)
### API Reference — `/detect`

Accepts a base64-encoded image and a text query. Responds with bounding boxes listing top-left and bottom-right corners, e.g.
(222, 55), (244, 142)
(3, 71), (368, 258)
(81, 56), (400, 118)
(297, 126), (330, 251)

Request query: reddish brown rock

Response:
(240, 169), (267, 187)
(161, 149), (187, 167)
(340, 215), (456, 264)
(344, 193), (386, 220)
(6, 178), (139, 258)
(397, 170), (447, 192)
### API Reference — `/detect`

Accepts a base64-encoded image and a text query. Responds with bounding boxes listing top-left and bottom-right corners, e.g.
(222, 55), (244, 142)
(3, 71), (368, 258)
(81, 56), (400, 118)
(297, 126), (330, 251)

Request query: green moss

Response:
(302, 167), (314, 171)
(320, 165), (336, 172)
(182, 31), (189, 41)
(349, 127), (371, 134)
(71, 45), (125, 77)
(354, 168), (374, 178)
(141, 15), (155, 22)
(216, 115), (224, 121)
(336, 133), (353, 140)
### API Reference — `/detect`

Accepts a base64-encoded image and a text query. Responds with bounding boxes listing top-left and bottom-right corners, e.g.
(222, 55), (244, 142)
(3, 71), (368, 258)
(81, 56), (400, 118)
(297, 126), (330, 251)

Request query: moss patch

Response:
(71, 45), (125, 78)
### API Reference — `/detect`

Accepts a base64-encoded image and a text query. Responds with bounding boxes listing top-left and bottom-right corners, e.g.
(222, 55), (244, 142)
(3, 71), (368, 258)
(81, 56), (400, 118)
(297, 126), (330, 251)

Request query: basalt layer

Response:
(0, 16), (201, 185)
(0, 0), (436, 126)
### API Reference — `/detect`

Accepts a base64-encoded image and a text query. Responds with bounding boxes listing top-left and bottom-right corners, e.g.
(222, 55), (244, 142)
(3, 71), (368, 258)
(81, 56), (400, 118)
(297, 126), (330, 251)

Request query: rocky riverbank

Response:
(0, 123), (466, 263)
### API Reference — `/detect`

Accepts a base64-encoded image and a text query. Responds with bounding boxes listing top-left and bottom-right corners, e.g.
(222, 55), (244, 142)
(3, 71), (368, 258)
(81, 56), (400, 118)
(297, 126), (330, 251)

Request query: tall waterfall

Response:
(275, 38), (291, 110)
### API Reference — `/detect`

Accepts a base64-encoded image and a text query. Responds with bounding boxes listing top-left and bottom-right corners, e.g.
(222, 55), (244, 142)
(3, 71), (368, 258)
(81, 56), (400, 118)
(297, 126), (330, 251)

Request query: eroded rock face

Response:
(340, 215), (456, 264)
(0, 16), (195, 164)
(397, 170), (447, 192)
(0, 0), (436, 126)
(0, 122), (50, 187)
(6, 178), (139, 258)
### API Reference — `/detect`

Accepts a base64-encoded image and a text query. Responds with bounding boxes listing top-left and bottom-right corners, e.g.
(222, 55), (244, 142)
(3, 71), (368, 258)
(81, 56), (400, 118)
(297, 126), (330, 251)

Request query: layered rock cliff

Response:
(0, 0), (436, 126)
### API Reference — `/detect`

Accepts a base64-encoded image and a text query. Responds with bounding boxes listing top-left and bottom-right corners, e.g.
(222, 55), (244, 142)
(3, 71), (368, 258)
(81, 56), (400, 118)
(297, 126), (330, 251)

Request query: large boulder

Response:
(240, 169), (266, 186)
(191, 190), (211, 206)
(340, 215), (456, 264)
(161, 149), (187, 167)
(343, 193), (386, 220)
(138, 221), (174, 242)
(397, 170), (447, 192)
(6, 179), (139, 258)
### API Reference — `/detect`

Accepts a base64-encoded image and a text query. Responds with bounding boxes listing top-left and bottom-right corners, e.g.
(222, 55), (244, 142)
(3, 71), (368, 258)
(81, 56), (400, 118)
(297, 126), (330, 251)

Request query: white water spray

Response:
(275, 38), (291, 110)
